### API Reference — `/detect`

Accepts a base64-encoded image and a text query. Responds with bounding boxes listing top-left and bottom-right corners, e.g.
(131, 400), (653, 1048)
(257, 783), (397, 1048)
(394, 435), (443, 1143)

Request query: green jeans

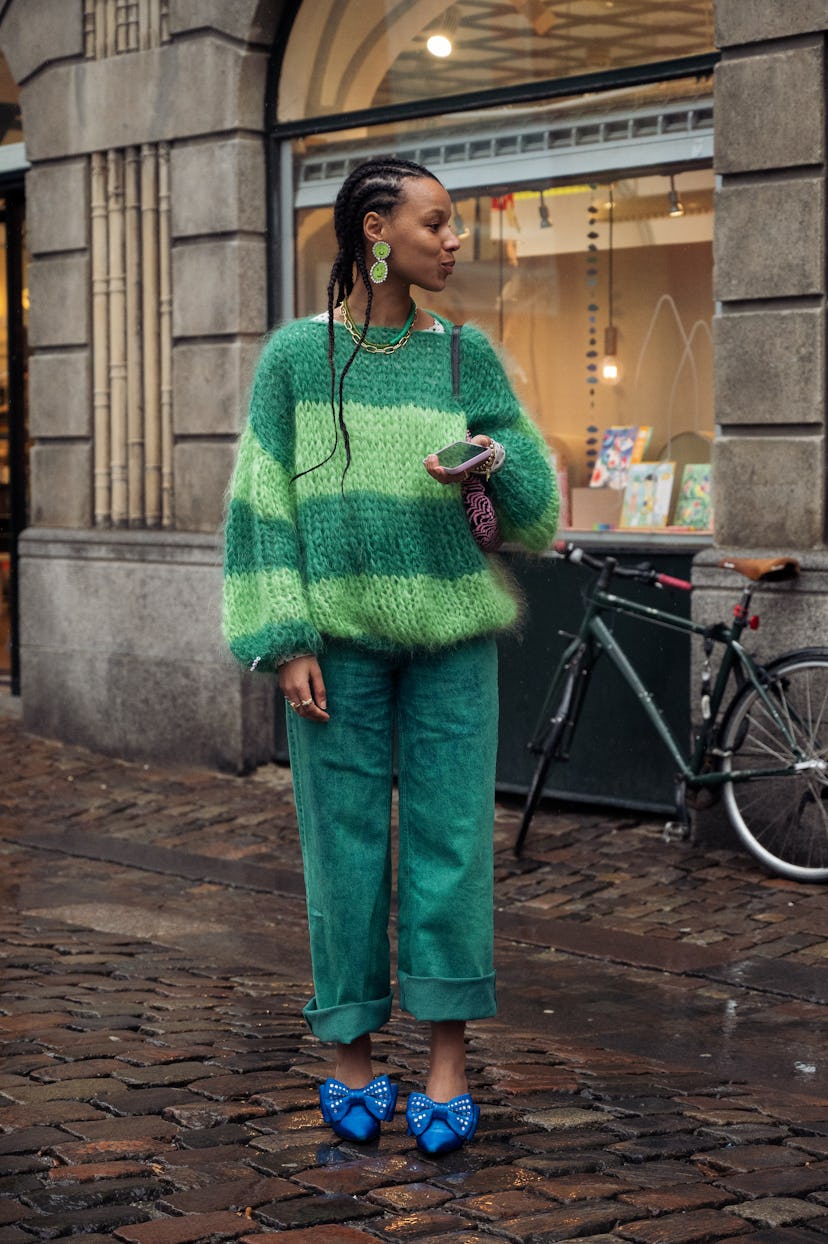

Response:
(286, 636), (498, 1045)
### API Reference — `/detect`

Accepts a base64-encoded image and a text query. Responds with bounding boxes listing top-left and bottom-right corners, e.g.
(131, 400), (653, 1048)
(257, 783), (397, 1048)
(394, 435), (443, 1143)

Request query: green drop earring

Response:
(370, 240), (390, 284)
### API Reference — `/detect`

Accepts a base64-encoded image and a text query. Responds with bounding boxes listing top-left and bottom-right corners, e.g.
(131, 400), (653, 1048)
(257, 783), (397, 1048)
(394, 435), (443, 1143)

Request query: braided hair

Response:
(293, 156), (439, 486)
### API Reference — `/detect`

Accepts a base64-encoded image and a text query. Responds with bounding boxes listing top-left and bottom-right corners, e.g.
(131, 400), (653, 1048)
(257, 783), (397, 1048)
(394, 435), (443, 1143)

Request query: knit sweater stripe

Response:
(301, 570), (518, 649)
(228, 619), (323, 672)
(265, 400), (558, 547)
(225, 566), (516, 660)
(293, 401), (467, 498)
(226, 491), (486, 582)
(223, 566), (311, 644)
(225, 499), (299, 577)
(295, 493), (487, 583)
(232, 427), (295, 521)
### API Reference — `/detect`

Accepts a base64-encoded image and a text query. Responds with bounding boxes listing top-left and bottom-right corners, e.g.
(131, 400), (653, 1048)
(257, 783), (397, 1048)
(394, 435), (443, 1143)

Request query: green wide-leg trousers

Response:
(286, 636), (498, 1045)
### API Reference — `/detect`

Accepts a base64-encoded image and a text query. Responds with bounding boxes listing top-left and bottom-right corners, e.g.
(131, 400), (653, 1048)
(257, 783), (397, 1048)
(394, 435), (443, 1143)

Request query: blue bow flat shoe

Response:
(319, 1073), (398, 1143)
(405, 1091), (480, 1155)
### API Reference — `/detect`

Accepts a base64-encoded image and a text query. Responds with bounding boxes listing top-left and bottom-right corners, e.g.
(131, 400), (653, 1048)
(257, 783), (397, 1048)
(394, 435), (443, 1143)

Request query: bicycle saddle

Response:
(718, 556), (800, 582)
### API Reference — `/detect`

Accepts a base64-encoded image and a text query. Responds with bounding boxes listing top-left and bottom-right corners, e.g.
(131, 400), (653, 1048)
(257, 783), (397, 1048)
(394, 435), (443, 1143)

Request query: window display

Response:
(293, 155), (713, 533)
(279, 1), (716, 537)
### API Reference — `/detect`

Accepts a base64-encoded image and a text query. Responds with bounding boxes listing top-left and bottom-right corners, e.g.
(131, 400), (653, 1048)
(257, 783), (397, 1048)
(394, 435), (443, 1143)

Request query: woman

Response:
(223, 156), (558, 1155)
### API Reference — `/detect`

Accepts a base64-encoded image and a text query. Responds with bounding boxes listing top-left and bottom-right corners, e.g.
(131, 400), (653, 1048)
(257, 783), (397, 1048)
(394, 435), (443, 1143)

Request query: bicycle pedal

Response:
(663, 820), (690, 843)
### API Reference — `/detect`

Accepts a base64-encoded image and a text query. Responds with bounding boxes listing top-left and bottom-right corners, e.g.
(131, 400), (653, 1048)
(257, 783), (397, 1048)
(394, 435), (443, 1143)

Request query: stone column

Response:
(170, 136), (266, 532)
(712, 2), (826, 554)
(692, 0), (828, 843)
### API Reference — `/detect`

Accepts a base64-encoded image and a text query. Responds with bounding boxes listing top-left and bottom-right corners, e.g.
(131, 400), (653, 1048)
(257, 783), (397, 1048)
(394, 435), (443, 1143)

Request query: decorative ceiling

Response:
(279, 0), (715, 123)
(378, 0), (715, 106)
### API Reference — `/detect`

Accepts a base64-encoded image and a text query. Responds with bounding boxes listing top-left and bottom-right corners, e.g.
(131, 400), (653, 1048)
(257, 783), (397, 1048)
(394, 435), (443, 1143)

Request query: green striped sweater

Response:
(222, 314), (559, 670)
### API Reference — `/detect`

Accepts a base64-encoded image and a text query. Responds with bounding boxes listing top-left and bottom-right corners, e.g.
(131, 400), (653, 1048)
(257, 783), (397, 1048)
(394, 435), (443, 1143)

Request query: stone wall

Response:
(2, 0), (285, 768)
(691, 0), (828, 843)
(712, 2), (827, 550)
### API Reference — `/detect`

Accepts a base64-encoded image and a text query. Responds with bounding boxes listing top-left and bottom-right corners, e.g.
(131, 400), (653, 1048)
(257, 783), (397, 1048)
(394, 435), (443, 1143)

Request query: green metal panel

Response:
(496, 542), (706, 814)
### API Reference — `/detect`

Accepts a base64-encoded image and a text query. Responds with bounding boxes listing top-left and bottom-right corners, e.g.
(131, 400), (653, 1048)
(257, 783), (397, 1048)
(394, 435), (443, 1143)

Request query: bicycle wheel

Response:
(514, 663), (580, 858)
(720, 648), (828, 882)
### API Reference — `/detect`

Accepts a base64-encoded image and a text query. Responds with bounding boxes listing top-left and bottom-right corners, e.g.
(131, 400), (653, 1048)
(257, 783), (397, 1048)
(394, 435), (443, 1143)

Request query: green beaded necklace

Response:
(340, 297), (418, 355)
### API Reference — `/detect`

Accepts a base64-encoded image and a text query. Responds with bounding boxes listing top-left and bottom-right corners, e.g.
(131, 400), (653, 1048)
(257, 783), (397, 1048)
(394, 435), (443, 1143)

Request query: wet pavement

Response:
(1, 708), (828, 1242)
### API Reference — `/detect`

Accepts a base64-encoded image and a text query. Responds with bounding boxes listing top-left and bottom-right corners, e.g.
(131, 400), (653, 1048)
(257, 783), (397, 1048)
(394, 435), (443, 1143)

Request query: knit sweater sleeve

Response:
(222, 331), (323, 672)
(459, 325), (559, 551)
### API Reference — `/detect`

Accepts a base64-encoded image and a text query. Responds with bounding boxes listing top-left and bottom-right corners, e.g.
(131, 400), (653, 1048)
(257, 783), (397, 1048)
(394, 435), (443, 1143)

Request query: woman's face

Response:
(366, 177), (460, 293)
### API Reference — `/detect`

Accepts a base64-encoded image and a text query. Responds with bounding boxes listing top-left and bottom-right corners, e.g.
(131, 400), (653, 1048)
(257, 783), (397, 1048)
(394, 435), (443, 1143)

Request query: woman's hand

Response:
(278, 656), (330, 722)
(424, 434), (492, 485)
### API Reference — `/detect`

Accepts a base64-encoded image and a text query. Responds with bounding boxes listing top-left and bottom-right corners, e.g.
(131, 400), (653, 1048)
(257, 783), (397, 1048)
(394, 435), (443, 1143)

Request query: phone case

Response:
(434, 440), (492, 475)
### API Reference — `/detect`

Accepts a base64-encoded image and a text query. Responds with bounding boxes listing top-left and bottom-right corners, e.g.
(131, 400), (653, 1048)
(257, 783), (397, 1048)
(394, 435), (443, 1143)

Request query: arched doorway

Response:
(0, 48), (26, 695)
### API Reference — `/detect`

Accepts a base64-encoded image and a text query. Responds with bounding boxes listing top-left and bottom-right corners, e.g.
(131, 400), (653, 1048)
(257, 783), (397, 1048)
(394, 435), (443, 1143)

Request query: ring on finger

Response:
(300, 698), (314, 708)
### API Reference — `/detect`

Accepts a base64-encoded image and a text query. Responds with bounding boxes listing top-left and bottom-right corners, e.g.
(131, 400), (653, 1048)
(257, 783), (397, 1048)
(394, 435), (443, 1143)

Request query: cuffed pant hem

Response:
(302, 992), (393, 1044)
(398, 970), (497, 1022)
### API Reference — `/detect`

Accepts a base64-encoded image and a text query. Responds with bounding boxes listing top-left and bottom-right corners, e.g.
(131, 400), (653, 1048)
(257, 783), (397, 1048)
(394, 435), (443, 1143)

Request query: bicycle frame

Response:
(531, 562), (809, 789)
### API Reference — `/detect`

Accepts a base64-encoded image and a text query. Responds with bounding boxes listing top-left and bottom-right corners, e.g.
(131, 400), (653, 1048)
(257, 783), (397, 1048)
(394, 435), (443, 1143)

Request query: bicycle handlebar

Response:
(553, 540), (693, 592)
(656, 572), (694, 592)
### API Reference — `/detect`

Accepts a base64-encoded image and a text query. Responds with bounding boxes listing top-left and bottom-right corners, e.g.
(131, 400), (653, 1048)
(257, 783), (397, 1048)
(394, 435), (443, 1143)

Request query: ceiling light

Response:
(668, 174), (684, 218)
(600, 325), (622, 385)
(427, 33), (453, 57)
(600, 185), (622, 386)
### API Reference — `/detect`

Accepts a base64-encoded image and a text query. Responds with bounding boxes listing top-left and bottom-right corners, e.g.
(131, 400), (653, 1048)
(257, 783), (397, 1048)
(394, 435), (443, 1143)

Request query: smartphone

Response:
(430, 440), (491, 475)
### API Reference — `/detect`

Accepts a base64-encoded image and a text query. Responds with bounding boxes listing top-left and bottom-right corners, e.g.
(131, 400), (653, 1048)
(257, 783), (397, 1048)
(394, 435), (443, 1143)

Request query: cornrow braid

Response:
(292, 155), (439, 488)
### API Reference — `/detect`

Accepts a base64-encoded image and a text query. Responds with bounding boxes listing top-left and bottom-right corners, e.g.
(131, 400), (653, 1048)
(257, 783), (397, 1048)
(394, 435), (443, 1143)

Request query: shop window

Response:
(277, 1), (715, 535)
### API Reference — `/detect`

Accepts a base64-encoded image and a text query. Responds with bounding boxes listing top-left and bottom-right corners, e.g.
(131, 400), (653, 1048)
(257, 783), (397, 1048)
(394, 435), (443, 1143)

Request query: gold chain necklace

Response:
(340, 297), (418, 355)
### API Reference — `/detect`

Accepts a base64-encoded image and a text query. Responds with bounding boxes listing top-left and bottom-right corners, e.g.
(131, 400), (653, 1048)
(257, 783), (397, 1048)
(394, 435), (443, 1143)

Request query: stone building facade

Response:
(3, 0), (828, 773)
(696, 1), (828, 652)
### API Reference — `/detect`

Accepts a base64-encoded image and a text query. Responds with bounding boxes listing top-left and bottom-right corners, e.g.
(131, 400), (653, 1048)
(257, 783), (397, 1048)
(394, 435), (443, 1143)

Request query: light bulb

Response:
(600, 325), (622, 385)
(600, 357), (622, 384)
(427, 33), (452, 57)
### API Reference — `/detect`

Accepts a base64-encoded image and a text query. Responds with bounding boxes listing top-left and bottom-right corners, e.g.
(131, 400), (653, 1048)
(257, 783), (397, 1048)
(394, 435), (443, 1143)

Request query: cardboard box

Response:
(569, 486), (623, 530)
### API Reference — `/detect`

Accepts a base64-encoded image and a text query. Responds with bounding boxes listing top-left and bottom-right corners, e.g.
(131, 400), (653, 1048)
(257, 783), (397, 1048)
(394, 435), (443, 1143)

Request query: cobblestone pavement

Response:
(2, 711), (828, 1242)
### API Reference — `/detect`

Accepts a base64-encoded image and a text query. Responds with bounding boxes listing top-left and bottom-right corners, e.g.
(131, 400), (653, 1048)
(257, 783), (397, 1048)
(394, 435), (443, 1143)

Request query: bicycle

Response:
(515, 540), (828, 883)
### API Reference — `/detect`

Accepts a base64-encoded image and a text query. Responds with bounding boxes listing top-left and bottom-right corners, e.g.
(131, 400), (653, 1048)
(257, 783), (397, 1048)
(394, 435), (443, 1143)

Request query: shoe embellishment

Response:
(320, 1074), (397, 1123)
(319, 1074), (398, 1141)
(405, 1091), (480, 1153)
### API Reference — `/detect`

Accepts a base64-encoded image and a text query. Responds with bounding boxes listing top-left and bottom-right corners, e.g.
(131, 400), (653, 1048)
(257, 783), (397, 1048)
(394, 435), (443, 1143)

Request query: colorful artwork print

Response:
(589, 426), (652, 490)
(673, 464), (713, 530)
(619, 462), (675, 528)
